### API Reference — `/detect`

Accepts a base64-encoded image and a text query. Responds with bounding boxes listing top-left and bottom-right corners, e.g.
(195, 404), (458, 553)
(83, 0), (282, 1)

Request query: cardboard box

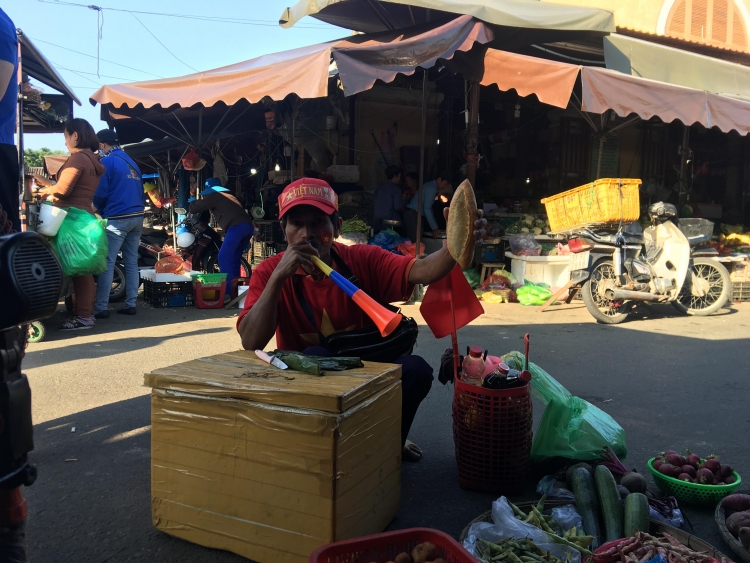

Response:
(145, 351), (402, 563)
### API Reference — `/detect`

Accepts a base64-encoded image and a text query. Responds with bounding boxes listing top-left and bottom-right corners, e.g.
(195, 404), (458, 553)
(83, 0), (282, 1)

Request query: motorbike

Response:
(569, 202), (731, 324)
(171, 208), (251, 276)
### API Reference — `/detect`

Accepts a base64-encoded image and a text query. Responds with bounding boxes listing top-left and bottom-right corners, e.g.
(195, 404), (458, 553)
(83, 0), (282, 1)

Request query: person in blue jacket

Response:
(404, 172), (453, 243)
(93, 129), (145, 318)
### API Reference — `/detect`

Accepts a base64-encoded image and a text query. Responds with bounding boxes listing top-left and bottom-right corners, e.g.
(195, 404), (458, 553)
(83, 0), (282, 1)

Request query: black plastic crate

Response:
(143, 279), (194, 308)
(732, 281), (750, 302)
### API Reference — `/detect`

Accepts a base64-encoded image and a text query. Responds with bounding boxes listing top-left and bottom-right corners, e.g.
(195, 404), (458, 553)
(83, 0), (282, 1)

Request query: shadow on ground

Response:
(23, 312), (750, 562)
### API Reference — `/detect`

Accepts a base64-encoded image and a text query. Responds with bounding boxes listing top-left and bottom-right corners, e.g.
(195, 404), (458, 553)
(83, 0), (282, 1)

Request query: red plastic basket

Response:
(452, 378), (533, 493)
(309, 528), (475, 563)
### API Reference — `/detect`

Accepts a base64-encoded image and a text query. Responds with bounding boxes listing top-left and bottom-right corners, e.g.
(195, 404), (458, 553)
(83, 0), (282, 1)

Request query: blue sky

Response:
(8, 0), (343, 151)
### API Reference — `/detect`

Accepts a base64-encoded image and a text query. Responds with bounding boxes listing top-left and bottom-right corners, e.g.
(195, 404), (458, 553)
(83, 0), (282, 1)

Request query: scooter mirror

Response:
(174, 208), (187, 215)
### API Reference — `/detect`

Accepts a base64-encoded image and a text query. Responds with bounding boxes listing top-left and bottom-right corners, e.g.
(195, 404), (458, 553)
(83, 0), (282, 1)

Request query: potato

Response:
(395, 553), (412, 563)
(727, 511), (750, 536)
(411, 542), (439, 563)
(723, 494), (750, 512)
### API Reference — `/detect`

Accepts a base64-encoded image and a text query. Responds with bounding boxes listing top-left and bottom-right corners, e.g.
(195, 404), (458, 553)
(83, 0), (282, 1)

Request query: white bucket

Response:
(37, 204), (68, 236)
(237, 286), (249, 309)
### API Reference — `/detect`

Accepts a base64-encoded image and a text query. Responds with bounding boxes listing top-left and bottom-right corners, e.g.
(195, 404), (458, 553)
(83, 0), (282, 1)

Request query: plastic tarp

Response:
(604, 34), (750, 101)
(90, 16), (492, 109)
(333, 16), (493, 96)
(280, 0), (615, 35)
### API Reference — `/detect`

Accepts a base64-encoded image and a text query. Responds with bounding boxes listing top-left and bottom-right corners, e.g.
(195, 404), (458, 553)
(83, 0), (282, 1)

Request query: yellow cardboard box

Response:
(145, 350), (402, 563)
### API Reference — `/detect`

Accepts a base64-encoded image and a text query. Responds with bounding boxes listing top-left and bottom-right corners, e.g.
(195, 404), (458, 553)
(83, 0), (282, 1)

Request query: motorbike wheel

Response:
(672, 258), (731, 316)
(582, 260), (631, 324)
(108, 262), (127, 302)
(28, 321), (45, 344)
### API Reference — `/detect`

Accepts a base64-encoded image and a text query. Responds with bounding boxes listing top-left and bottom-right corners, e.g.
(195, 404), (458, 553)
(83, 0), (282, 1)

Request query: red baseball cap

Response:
(278, 178), (338, 219)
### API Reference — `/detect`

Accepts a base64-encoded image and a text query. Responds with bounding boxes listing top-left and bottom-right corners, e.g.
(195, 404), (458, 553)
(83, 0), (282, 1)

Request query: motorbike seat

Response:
(583, 229), (644, 246)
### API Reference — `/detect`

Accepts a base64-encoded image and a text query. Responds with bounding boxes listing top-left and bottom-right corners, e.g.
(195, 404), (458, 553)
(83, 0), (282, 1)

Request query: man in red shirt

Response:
(238, 178), (485, 461)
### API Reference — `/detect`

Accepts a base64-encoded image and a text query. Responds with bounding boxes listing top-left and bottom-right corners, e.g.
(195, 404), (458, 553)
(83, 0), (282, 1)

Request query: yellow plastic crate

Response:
(541, 178), (641, 232)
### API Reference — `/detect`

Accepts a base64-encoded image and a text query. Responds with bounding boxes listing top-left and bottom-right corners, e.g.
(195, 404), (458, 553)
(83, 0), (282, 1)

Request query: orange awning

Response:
(90, 16), (492, 110)
(480, 48), (579, 109)
(480, 48), (750, 136)
(91, 42), (334, 111)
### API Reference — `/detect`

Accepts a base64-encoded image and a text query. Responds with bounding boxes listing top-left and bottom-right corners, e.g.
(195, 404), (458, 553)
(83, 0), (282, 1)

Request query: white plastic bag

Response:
(551, 505), (584, 536)
(462, 497), (581, 563)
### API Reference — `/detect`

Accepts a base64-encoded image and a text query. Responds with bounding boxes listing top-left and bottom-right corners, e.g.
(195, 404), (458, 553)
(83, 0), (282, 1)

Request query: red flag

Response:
(420, 265), (484, 339)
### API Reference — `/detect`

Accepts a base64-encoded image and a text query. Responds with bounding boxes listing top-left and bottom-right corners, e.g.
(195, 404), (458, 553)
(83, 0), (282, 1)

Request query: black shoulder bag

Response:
(293, 249), (418, 363)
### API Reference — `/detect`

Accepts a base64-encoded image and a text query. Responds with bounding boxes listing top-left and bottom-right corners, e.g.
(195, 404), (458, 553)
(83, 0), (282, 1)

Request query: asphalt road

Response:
(19, 298), (750, 562)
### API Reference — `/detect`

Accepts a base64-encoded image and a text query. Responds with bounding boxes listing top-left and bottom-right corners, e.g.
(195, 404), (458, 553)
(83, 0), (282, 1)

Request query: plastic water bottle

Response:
(461, 346), (485, 386)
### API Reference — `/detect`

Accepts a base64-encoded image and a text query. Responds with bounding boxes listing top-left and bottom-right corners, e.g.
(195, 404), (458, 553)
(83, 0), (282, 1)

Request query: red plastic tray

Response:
(309, 528), (476, 563)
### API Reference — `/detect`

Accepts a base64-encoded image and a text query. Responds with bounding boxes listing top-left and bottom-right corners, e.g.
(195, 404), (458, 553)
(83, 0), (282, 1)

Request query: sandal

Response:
(402, 440), (423, 462)
(59, 317), (94, 331)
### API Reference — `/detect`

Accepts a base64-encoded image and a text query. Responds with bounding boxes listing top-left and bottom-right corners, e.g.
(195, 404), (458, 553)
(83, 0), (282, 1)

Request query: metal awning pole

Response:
(290, 113), (295, 183)
(466, 82), (479, 187)
(595, 136), (604, 180)
(678, 125), (690, 211)
(415, 69), (427, 259)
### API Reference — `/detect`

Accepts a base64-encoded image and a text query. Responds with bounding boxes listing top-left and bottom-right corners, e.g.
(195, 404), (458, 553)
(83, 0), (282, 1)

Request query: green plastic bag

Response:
(50, 207), (108, 277)
(463, 269), (480, 289)
(516, 282), (553, 306)
(503, 351), (627, 463)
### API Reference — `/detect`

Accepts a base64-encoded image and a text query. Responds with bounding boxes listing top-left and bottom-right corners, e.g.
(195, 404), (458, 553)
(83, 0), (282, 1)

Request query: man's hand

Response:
(431, 229), (440, 239)
(442, 207), (487, 246)
(272, 239), (320, 281)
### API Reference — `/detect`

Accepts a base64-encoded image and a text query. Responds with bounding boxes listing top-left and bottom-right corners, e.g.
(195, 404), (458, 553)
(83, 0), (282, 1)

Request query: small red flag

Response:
(420, 265), (484, 339)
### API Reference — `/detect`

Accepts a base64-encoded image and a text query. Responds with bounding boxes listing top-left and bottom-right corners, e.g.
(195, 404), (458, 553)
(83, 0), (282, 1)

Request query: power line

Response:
(57, 67), (102, 87)
(49, 62), (138, 82)
(36, 1), (332, 29)
(29, 37), (165, 78)
(129, 12), (199, 73)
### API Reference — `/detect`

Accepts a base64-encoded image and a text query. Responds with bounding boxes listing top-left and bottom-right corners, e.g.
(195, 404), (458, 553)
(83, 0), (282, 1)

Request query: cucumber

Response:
(624, 493), (650, 537)
(570, 466), (602, 548)
(594, 465), (624, 541)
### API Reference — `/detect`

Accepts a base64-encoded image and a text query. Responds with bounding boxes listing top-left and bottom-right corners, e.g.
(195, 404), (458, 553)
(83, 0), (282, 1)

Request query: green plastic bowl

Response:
(190, 273), (227, 285)
(647, 458), (742, 506)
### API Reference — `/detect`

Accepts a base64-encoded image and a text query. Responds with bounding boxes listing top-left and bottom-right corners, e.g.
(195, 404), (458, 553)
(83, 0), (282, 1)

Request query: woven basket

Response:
(714, 491), (750, 563)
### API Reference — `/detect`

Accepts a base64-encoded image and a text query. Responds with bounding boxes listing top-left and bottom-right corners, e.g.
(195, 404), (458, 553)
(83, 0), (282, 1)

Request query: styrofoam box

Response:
(505, 252), (571, 289)
(140, 269), (201, 283)
(326, 165), (360, 183)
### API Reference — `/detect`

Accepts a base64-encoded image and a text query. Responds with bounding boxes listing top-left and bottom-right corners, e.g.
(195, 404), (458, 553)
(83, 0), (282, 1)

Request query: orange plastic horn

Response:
(351, 291), (402, 337)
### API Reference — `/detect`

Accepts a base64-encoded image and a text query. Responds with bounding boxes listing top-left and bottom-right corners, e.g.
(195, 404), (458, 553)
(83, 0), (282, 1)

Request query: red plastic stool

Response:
(193, 279), (227, 309)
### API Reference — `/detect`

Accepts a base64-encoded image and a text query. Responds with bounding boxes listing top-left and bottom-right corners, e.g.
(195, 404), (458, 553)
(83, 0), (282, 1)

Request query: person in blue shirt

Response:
(93, 129), (145, 318)
(0, 8), (19, 233)
(404, 172), (453, 243)
(373, 165), (404, 231)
